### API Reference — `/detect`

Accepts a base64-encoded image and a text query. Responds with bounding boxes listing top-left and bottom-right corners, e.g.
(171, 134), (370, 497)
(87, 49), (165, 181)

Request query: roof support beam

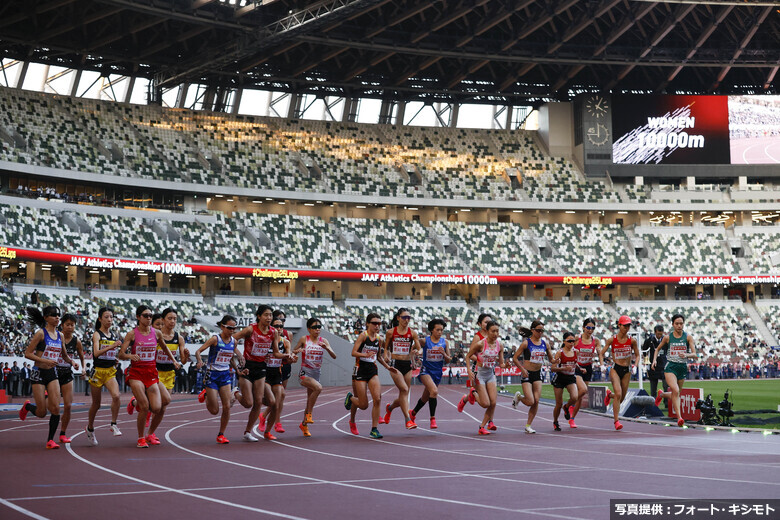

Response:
(500, 0), (579, 52)
(710, 6), (773, 90)
(546, 0), (623, 55)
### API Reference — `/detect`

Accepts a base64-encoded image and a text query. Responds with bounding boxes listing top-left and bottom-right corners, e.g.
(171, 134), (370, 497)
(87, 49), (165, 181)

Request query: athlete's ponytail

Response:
(217, 314), (237, 327)
(391, 308), (410, 328)
(26, 305), (59, 329)
(519, 319), (544, 339)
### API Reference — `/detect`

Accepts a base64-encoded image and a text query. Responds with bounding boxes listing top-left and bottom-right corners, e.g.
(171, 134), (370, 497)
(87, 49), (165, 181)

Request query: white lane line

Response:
(0, 498), (50, 520)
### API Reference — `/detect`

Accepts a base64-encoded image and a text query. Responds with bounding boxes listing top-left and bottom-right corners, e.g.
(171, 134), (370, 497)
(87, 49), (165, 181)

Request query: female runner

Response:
(85, 307), (123, 446)
(19, 306), (64, 449)
(56, 313), (85, 443)
(551, 332), (579, 431)
(382, 308), (422, 429)
(118, 305), (180, 448)
(570, 318), (600, 424)
(410, 318), (452, 429)
(195, 315), (243, 444)
(463, 313), (494, 405)
(456, 320), (508, 434)
(145, 307), (189, 442)
(511, 320), (554, 434)
(232, 305), (281, 442)
(598, 315), (640, 431)
(652, 314), (698, 427)
(293, 317), (337, 437)
(259, 318), (293, 440)
(127, 313), (163, 433)
(273, 309), (295, 431)
(344, 312), (397, 439)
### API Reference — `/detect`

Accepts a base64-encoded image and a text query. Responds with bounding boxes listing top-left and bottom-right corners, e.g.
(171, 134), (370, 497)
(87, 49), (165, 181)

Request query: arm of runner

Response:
(195, 337), (216, 369)
(117, 329), (139, 362)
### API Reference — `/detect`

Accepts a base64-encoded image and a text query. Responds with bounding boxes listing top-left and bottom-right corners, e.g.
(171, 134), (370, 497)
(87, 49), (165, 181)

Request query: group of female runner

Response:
(20, 302), (698, 448)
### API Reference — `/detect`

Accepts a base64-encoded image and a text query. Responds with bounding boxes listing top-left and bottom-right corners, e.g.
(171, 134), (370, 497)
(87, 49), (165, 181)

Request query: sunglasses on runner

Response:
(310, 325), (322, 329)
(369, 321), (382, 326)
(584, 326), (594, 330)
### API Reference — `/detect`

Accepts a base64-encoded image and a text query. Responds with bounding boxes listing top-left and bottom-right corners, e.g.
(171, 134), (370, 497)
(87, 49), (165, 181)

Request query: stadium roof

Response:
(1, 0), (778, 105)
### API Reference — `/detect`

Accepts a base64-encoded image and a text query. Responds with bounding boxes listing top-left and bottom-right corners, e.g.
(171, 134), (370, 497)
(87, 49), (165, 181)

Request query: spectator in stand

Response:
(21, 362), (31, 396)
(2, 362), (10, 394)
(10, 361), (20, 397)
(31, 289), (39, 306)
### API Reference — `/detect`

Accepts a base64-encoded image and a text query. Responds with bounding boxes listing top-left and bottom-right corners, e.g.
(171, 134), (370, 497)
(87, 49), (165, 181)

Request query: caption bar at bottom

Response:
(610, 500), (778, 519)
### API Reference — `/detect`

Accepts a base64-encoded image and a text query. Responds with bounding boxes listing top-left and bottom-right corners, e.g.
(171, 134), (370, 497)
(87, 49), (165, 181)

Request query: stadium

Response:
(0, 1), (779, 519)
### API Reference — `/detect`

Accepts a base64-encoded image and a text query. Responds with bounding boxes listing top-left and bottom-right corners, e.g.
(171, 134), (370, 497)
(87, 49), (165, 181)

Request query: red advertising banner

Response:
(669, 387), (703, 422)
(3, 245), (779, 286)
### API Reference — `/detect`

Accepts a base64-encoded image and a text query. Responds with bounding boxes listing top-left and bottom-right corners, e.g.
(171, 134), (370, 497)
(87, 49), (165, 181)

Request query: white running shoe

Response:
(524, 425), (536, 434)
(512, 391), (523, 409)
(243, 431), (259, 442)
(109, 424), (122, 437)
(85, 427), (98, 446)
(230, 388), (238, 408)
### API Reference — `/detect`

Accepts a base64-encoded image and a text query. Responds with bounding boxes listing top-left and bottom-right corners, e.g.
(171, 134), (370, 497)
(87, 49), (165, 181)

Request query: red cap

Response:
(618, 315), (632, 325)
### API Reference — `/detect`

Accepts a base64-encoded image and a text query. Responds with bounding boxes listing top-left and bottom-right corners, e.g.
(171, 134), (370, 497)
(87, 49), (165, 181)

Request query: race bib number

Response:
(670, 344), (687, 358)
(305, 345), (324, 368)
(267, 355), (282, 368)
(577, 348), (593, 365)
(251, 342), (270, 358)
(215, 350), (233, 366)
(42, 347), (61, 361)
(614, 346), (631, 360)
(99, 340), (117, 360)
(138, 346), (156, 362)
(482, 356), (497, 369)
(427, 347), (444, 362)
(530, 350), (546, 364)
(363, 346), (377, 363)
(392, 339), (410, 356)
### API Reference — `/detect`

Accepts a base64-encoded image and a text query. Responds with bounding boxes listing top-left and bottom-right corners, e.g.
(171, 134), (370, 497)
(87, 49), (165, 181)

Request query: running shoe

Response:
(430, 417), (438, 429)
(655, 389), (664, 407)
(564, 406), (571, 420)
(405, 419), (417, 430)
(274, 423), (285, 433)
(145, 413), (151, 428)
(553, 421), (561, 432)
(478, 427), (491, 435)
(258, 413), (266, 430)
(304, 413), (314, 425)
(243, 431), (259, 442)
(383, 403), (392, 424)
(568, 419), (578, 429)
(604, 389), (613, 407)
(369, 428), (383, 439)
(19, 400), (30, 421)
(85, 427), (98, 446)
(512, 391), (522, 409)
(409, 409), (416, 421)
(127, 398), (136, 415)
(230, 388), (238, 408)
(349, 421), (359, 435)
(109, 424), (122, 436)
(137, 437), (149, 448)
(568, 405), (575, 420)
(216, 434), (230, 444)
(677, 418), (685, 427)
(145, 433), (161, 446)
(197, 389), (207, 403)
(344, 391), (353, 411)
(487, 421), (497, 431)
(59, 434), (72, 444)
(614, 420), (623, 431)
(263, 432), (277, 440)
(467, 388), (476, 405)
(46, 440), (60, 450)
(457, 395), (467, 413)
(524, 425), (536, 434)
(299, 423), (311, 437)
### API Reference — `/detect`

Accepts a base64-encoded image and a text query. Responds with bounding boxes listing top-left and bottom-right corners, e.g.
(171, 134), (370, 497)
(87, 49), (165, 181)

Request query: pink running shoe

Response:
(59, 434), (72, 444)
(46, 440), (60, 450)
(145, 433), (161, 446)
(568, 419), (578, 429)
(137, 437), (149, 448)
(655, 389), (664, 407)
(258, 413), (266, 430)
(409, 409), (416, 421)
(568, 405), (575, 419)
(467, 388), (476, 405)
(383, 404), (392, 425)
(127, 398), (136, 415)
(274, 423), (285, 433)
(457, 395), (467, 413)
(349, 422), (359, 435)
(604, 390), (613, 407)
(487, 421), (497, 431)
(478, 427), (491, 435)
(614, 420), (623, 431)
(145, 413), (151, 428)
(19, 400), (30, 421)
(429, 417), (438, 429)
(216, 434), (230, 444)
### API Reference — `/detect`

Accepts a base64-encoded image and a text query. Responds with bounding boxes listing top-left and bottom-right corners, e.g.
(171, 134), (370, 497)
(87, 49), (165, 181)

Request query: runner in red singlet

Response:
(571, 317), (601, 423)
(382, 308), (422, 429)
(551, 332), (579, 431)
(232, 305), (286, 442)
(598, 315), (640, 431)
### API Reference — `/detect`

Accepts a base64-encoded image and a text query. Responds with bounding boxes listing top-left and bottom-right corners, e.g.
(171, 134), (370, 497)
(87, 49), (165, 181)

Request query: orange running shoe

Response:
(216, 434), (230, 444)
(197, 389), (207, 403)
(137, 437), (149, 448)
(263, 432), (277, 440)
(304, 413), (314, 425)
(299, 423), (311, 437)
(405, 419), (417, 430)
(383, 404), (392, 424)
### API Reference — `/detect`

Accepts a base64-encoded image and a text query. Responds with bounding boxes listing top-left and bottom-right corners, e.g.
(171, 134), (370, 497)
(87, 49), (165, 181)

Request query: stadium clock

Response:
(586, 123), (609, 146)
(586, 95), (608, 118)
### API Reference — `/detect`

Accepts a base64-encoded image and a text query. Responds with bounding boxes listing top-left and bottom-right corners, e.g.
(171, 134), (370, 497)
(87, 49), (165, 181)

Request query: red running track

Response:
(1, 384), (779, 520)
